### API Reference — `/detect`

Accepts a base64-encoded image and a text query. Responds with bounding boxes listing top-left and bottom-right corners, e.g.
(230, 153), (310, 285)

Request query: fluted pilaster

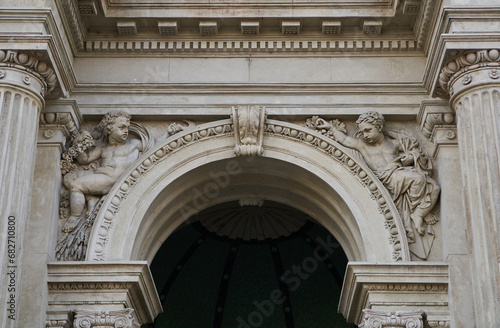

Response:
(439, 49), (500, 327)
(0, 50), (53, 328)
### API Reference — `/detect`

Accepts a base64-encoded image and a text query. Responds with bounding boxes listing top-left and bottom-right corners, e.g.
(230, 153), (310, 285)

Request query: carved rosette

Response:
(358, 309), (426, 328)
(437, 49), (500, 99)
(231, 105), (266, 156)
(0, 50), (58, 98)
(73, 309), (140, 328)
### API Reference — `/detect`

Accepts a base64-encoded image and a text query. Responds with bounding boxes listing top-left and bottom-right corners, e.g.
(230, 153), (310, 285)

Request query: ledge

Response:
(339, 262), (449, 326)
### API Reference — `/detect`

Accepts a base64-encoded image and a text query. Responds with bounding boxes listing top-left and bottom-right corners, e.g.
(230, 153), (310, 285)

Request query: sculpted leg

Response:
(63, 173), (116, 233)
(63, 189), (85, 233)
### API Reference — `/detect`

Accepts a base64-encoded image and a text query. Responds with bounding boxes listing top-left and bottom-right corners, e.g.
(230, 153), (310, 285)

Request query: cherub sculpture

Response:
(307, 111), (440, 259)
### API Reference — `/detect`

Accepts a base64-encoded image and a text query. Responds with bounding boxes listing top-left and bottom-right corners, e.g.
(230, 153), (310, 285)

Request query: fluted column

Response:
(439, 49), (500, 327)
(0, 50), (56, 327)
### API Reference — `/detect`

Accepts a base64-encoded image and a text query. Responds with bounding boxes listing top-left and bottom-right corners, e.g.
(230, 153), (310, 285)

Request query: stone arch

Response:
(86, 118), (410, 262)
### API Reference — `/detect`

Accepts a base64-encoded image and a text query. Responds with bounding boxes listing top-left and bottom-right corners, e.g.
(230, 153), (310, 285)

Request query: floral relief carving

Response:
(73, 309), (139, 328)
(358, 309), (426, 328)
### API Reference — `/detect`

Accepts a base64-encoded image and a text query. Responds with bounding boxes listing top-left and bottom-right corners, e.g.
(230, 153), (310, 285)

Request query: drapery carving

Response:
(305, 112), (440, 259)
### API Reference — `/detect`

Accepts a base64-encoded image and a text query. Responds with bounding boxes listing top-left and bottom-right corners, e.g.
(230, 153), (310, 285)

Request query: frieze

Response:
(73, 309), (139, 328)
(48, 282), (134, 291)
(365, 283), (448, 292)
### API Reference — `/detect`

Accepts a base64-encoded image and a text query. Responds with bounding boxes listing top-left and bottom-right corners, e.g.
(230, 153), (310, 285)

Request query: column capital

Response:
(434, 49), (500, 100)
(0, 50), (62, 98)
(73, 309), (139, 328)
(359, 309), (426, 328)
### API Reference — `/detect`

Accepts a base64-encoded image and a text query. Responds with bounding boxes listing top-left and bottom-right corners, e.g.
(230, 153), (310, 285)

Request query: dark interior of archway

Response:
(145, 201), (355, 328)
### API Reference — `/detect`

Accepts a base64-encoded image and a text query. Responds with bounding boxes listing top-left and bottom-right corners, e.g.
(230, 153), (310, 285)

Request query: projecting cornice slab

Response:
(57, 0), (436, 55)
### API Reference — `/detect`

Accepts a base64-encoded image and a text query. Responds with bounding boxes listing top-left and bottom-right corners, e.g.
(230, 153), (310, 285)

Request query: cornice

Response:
(423, 7), (500, 98)
(0, 8), (77, 96)
(58, 0), (434, 55)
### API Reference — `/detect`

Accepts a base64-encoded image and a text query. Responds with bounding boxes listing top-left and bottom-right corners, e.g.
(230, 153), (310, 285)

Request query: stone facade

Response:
(0, 0), (499, 327)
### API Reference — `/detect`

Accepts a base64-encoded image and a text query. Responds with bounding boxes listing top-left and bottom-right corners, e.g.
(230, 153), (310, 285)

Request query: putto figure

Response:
(311, 111), (440, 258)
(63, 110), (143, 233)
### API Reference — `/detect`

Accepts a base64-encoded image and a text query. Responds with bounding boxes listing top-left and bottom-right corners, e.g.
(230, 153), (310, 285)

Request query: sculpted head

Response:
(356, 111), (385, 144)
(101, 110), (131, 142)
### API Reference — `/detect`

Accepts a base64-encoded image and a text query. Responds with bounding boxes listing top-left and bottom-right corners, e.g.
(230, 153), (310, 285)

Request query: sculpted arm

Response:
(314, 118), (364, 150)
(75, 145), (102, 164)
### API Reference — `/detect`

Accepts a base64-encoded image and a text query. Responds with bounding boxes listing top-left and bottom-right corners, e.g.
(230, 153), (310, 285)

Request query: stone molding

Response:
(437, 49), (500, 98)
(86, 116), (409, 262)
(339, 263), (450, 326)
(45, 319), (71, 328)
(358, 309), (426, 328)
(47, 262), (162, 325)
(38, 112), (79, 149)
(0, 50), (58, 97)
(82, 39), (421, 54)
(73, 309), (139, 328)
(417, 100), (457, 158)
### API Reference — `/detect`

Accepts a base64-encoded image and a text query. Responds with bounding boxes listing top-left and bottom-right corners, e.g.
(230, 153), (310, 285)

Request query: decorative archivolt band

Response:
(87, 119), (407, 262)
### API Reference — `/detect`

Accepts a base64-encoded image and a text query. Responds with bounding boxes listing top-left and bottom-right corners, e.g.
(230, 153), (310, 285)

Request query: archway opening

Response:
(146, 201), (355, 328)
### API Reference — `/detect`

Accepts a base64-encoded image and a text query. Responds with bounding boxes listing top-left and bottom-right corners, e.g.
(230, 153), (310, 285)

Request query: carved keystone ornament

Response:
(231, 105), (266, 156)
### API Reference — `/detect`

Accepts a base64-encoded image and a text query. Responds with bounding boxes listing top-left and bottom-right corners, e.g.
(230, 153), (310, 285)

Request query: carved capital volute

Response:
(359, 309), (426, 328)
(437, 49), (500, 101)
(73, 309), (140, 328)
(0, 50), (59, 98)
(231, 105), (266, 156)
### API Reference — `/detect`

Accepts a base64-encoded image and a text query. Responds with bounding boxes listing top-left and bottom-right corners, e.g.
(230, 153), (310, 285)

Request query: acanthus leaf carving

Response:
(231, 105), (266, 156)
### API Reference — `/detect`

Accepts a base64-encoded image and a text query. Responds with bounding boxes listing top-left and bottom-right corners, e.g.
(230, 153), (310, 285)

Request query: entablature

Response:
(58, 0), (436, 55)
